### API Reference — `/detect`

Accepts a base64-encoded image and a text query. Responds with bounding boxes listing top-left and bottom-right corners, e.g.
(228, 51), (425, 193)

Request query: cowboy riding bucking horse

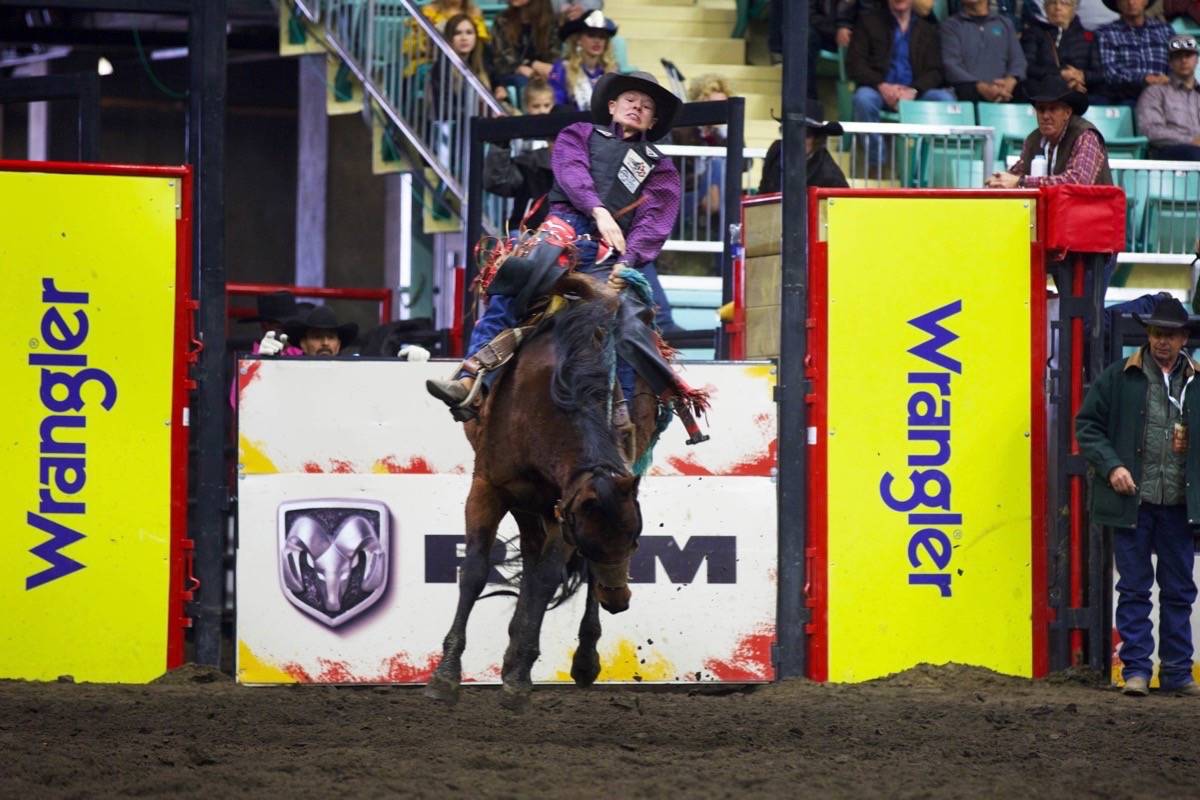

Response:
(425, 70), (710, 447)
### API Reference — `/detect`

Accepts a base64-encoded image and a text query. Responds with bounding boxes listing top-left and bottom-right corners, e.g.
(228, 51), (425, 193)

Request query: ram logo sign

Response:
(277, 500), (390, 627)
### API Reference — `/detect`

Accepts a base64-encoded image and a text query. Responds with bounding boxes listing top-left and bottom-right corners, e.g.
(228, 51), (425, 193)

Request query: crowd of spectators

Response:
(814, 0), (1200, 159)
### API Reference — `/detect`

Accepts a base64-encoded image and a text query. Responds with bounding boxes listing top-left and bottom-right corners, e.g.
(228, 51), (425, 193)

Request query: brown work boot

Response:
(426, 376), (471, 407)
(612, 401), (636, 467)
(1122, 675), (1150, 696)
(1167, 681), (1200, 696)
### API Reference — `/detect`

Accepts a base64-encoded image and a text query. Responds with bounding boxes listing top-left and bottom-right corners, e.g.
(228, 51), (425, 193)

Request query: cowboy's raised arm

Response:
(550, 121), (603, 215)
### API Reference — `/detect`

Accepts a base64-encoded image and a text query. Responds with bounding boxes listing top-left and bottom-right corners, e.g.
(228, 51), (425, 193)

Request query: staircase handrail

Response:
(290, 0), (505, 212)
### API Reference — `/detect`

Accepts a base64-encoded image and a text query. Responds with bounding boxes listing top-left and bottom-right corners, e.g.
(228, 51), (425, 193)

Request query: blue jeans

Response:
(853, 86), (956, 163)
(468, 209), (637, 401)
(1114, 503), (1198, 687)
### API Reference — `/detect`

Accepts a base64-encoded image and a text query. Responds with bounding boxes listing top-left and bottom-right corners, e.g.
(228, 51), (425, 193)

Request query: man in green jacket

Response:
(1076, 294), (1200, 696)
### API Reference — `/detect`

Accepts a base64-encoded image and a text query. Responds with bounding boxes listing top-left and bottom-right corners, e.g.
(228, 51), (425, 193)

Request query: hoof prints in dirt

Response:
(2, 662), (1199, 797)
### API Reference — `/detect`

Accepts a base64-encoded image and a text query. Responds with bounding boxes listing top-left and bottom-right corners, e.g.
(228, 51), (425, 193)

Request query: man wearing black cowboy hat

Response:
(281, 305), (359, 358)
(758, 101), (850, 194)
(1077, 294), (1200, 696)
(985, 73), (1113, 187)
(428, 70), (697, 431)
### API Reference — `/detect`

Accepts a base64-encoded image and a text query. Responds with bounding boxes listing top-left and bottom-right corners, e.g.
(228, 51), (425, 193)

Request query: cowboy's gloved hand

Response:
(398, 344), (431, 362)
(258, 330), (287, 356)
(608, 264), (633, 291)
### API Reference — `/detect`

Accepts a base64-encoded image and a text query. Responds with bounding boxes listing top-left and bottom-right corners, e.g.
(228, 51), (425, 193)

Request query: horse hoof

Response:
(498, 686), (531, 713)
(596, 585), (631, 614)
(571, 654), (601, 688)
(423, 674), (461, 705)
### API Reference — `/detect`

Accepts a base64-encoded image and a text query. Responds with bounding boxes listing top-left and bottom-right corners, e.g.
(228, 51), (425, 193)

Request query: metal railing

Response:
(829, 121), (996, 189)
(1111, 159), (1200, 262)
(288, 0), (506, 213)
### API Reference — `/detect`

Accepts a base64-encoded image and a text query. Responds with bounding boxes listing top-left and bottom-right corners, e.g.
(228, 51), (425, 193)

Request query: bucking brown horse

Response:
(424, 274), (660, 711)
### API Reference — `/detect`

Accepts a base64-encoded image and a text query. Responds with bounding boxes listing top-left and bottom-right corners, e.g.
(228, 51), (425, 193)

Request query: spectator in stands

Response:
(548, 10), (618, 111)
(1096, 0), (1174, 104)
(440, 14), (493, 91)
(490, 0), (560, 104)
(758, 102), (850, 193)
(673, 74), (735, 221)
(423, 0), (489, 42)
(1076, 294), (1200, 698)
(986, 74), (1113, 187)
(941, 0), (1027, 102)
(1136, 34), (1200, 159)
(551, 0), (602, 25)
(484, 79), (556, 232)
(1023, 0), (1108, 104)
(1164, 0), (1200, 25)
(848, 0), (954, 128)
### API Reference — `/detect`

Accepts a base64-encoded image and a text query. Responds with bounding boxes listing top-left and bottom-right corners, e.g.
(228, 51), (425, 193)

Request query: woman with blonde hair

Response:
(548, 10), (619, 111)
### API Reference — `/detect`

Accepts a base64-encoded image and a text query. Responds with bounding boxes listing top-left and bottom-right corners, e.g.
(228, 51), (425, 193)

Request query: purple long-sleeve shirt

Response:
(550, 121), (681, 268)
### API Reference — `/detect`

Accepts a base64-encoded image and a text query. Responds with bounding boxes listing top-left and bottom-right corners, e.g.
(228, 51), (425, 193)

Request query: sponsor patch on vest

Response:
(618, 148), (652, 193)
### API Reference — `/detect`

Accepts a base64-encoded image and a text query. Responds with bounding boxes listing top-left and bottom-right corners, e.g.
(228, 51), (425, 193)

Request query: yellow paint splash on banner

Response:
(237, 640), (297, 684)
(554, 638), (676, 682)
(741, 363), (777, 389)
(238, 434), (278, 474)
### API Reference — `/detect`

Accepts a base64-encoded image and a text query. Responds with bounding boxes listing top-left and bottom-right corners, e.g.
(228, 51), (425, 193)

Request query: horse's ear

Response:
(615, 474), (641, 495)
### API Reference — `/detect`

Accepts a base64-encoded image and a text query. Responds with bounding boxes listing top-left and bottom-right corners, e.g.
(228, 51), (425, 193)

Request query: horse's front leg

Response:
(499, 533), (572, 712)
(570, 565), (603, 687)
(425, 477), (506, 705)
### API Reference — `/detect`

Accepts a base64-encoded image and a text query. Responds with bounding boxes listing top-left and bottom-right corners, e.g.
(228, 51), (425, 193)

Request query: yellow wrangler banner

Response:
(811, 193), (1047, 683)
(0, 164), (190, 682)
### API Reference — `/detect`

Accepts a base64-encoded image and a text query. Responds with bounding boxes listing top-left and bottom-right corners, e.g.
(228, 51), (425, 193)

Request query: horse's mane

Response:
(548, 280), (628, 477)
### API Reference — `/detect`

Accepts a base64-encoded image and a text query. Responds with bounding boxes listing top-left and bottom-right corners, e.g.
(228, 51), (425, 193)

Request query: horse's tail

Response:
(477, 535), (587, 609)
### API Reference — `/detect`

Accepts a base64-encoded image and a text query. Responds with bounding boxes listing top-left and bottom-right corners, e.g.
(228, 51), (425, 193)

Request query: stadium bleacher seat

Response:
(899, 100), (978, 187)
(1145, 170), (1200, 254)
(976, 102), (1036, 171)
(897, 99), (976, 125)
(1083, 105), (1149, 159)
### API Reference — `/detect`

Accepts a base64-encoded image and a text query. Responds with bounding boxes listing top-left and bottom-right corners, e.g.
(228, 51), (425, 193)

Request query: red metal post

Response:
(1069, 255), (1086, 666)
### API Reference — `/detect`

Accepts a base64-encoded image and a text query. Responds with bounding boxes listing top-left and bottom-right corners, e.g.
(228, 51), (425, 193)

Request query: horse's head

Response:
(559, 467), (642, 612)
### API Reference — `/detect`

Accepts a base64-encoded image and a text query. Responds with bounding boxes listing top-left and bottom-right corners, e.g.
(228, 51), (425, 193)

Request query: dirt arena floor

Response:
(3, 663), (1198, 798)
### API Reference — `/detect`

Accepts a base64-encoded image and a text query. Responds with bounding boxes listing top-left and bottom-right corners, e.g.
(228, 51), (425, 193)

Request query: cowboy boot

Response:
(612, 394), (637, 470)
(426, 375), (473, 407)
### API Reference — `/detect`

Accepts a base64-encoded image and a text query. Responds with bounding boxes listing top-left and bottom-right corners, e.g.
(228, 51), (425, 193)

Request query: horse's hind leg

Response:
(570, 565), (602, 688)
(499, 532), (571, 712)
(425, 478), (506, 705)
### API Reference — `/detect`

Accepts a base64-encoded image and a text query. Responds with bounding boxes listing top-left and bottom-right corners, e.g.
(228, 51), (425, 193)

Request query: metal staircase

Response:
(285, 0), (506, 225)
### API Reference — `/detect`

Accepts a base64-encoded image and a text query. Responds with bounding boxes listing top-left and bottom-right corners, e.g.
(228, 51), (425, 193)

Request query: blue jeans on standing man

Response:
(1113, 502), (1198, 687)
(852, 85), (955, 164)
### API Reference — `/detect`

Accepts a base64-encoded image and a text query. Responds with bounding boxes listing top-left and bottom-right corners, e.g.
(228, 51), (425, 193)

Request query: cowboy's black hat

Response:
(560, 8), (618, 40)
(1134, 294), (1192, 330)
(771, 100), (844, 137)
(1027, 74), (1089, 115)
(591, 71), (681, 142)
(285, 305), (359, 346)
(242, 290), (301, 324)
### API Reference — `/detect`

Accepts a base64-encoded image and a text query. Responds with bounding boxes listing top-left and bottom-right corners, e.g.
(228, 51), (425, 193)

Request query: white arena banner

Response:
(235, 359), (778, 684)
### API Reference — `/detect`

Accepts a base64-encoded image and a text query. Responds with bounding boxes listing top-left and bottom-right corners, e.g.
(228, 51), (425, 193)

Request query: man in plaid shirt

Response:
(1096, 0), (1174, 103)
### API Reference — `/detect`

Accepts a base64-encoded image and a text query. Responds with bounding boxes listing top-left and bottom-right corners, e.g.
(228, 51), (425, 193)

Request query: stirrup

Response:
(447, 370), (487, 422)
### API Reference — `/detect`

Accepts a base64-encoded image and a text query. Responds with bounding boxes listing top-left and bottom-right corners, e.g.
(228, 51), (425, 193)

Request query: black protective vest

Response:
(548, 125), (663, 234)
